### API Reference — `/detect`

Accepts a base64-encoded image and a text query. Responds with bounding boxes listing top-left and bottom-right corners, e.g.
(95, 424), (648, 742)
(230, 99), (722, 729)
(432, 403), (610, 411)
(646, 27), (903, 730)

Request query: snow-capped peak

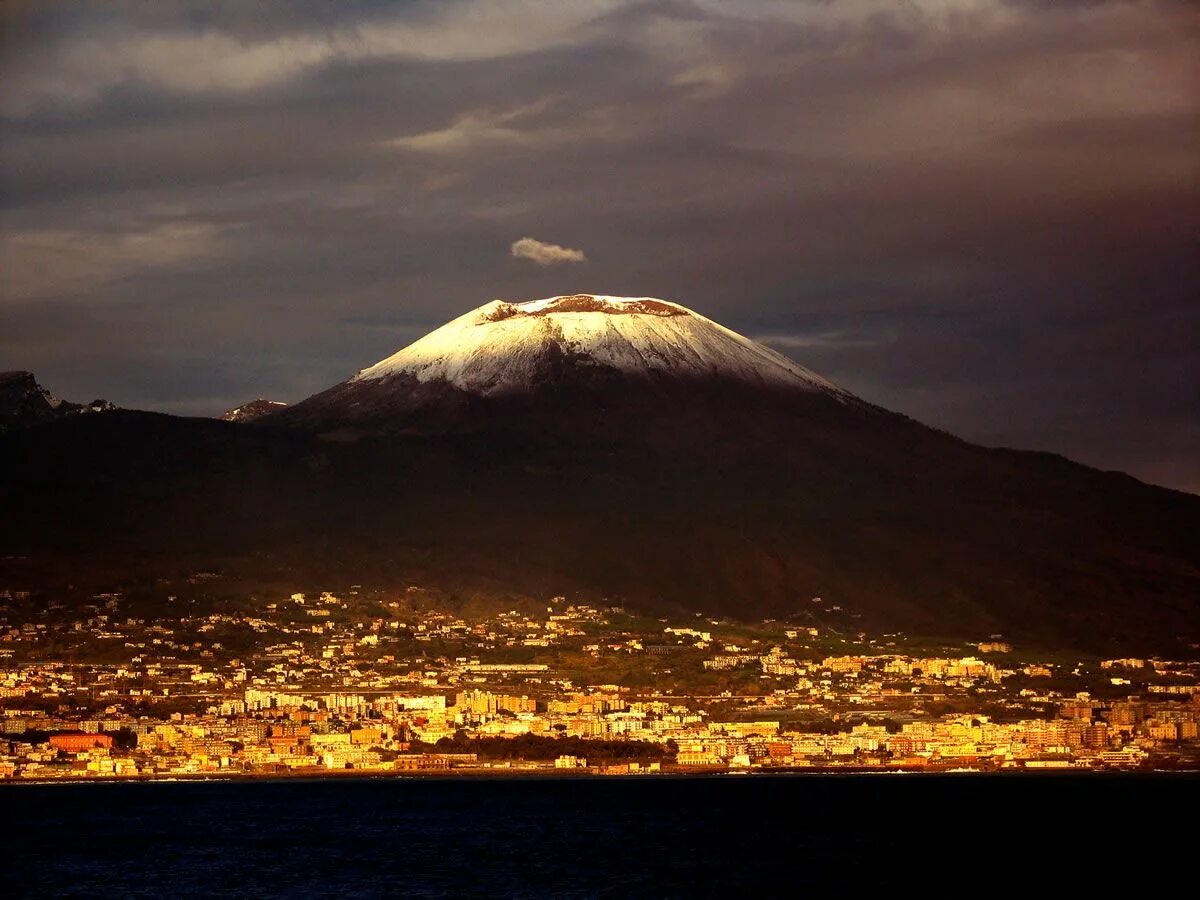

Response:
(351, 294), (847, 397)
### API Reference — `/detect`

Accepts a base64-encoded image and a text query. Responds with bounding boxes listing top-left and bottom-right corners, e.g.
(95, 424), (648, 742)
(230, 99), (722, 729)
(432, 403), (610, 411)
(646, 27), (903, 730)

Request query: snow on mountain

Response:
(351, 294), (847, 398)
(220, 399), (289, 423)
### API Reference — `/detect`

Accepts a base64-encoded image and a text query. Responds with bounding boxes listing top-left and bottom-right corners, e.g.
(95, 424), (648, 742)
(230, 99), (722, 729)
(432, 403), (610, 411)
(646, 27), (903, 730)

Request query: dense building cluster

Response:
(1, 586), (1197, 779)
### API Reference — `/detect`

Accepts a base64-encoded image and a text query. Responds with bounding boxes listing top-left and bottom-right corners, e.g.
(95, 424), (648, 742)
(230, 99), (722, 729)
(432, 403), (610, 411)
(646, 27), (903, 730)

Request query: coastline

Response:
(4, 765), (1195, 786)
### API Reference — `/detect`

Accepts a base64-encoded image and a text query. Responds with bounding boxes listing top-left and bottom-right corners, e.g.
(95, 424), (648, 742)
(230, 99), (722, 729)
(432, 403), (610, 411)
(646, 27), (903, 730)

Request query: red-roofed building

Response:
(50, 733), (113, 752)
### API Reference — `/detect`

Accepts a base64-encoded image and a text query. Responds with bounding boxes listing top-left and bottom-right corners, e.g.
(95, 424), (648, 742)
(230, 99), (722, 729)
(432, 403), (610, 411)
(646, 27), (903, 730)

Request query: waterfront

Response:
(6, 774), (1196, 897)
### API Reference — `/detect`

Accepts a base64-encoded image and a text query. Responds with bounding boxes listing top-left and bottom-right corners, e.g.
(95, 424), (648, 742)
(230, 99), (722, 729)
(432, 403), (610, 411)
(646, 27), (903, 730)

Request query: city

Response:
(3, 582), (1197, 780)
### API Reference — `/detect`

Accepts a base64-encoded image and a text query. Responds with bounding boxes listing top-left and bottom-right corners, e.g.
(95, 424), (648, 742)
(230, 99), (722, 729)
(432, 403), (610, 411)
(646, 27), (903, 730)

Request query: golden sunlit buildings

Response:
(1, 587), (1198, 779)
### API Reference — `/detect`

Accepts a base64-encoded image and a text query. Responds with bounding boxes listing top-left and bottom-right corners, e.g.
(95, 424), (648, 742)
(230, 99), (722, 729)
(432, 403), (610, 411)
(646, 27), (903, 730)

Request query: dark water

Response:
(5, 774), (1196, 898)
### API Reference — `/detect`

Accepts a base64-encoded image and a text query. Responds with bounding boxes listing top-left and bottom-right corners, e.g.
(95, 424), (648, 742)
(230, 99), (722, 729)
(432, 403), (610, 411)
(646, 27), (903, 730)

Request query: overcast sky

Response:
(1, 0), (1196, 491)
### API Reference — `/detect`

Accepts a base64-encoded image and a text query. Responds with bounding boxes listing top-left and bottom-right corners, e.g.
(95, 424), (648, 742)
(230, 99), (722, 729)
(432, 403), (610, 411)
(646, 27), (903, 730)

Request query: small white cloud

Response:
(510, 237), (587, 266)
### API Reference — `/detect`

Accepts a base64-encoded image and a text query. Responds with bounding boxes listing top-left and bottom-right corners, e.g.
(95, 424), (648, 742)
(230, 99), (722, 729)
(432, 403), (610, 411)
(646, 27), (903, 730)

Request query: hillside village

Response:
(2, 584), (1197, 779)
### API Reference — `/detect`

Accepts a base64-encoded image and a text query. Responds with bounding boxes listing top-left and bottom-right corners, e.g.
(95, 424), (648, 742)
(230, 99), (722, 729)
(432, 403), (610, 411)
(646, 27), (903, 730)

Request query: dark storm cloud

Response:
(1, 0), (1197, 490)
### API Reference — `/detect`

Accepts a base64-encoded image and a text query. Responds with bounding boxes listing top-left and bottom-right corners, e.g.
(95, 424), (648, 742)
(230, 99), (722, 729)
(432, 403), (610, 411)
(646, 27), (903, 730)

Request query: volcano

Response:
(2, 294), (1197, 651)
(269, 294), (856, 435)
(347, 294), (844, 395)
(266, 294), (892, 452)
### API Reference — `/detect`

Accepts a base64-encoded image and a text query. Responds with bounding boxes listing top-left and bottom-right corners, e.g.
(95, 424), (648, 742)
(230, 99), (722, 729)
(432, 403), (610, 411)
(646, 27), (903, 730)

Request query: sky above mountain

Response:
(1, 0), (1196, 491)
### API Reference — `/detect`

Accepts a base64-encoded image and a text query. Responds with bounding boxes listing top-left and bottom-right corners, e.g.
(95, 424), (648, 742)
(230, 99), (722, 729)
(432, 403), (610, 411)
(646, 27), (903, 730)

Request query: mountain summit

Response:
(354, 294), (845, 396)
(269, 294), (856, 434)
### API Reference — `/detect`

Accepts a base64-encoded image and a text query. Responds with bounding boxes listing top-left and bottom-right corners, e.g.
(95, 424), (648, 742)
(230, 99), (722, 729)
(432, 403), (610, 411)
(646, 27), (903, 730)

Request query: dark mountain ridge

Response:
(0, 371), (114, 432)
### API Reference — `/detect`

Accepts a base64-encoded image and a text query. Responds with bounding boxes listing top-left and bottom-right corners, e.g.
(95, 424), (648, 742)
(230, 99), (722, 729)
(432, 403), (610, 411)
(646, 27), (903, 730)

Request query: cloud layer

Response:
(1, 0), (1196, 491)
(511, 237), (588, 266)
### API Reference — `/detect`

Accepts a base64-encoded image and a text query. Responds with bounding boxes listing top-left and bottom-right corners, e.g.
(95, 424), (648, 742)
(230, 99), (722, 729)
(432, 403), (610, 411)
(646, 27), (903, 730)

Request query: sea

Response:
(5, 773), (1196, 898)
